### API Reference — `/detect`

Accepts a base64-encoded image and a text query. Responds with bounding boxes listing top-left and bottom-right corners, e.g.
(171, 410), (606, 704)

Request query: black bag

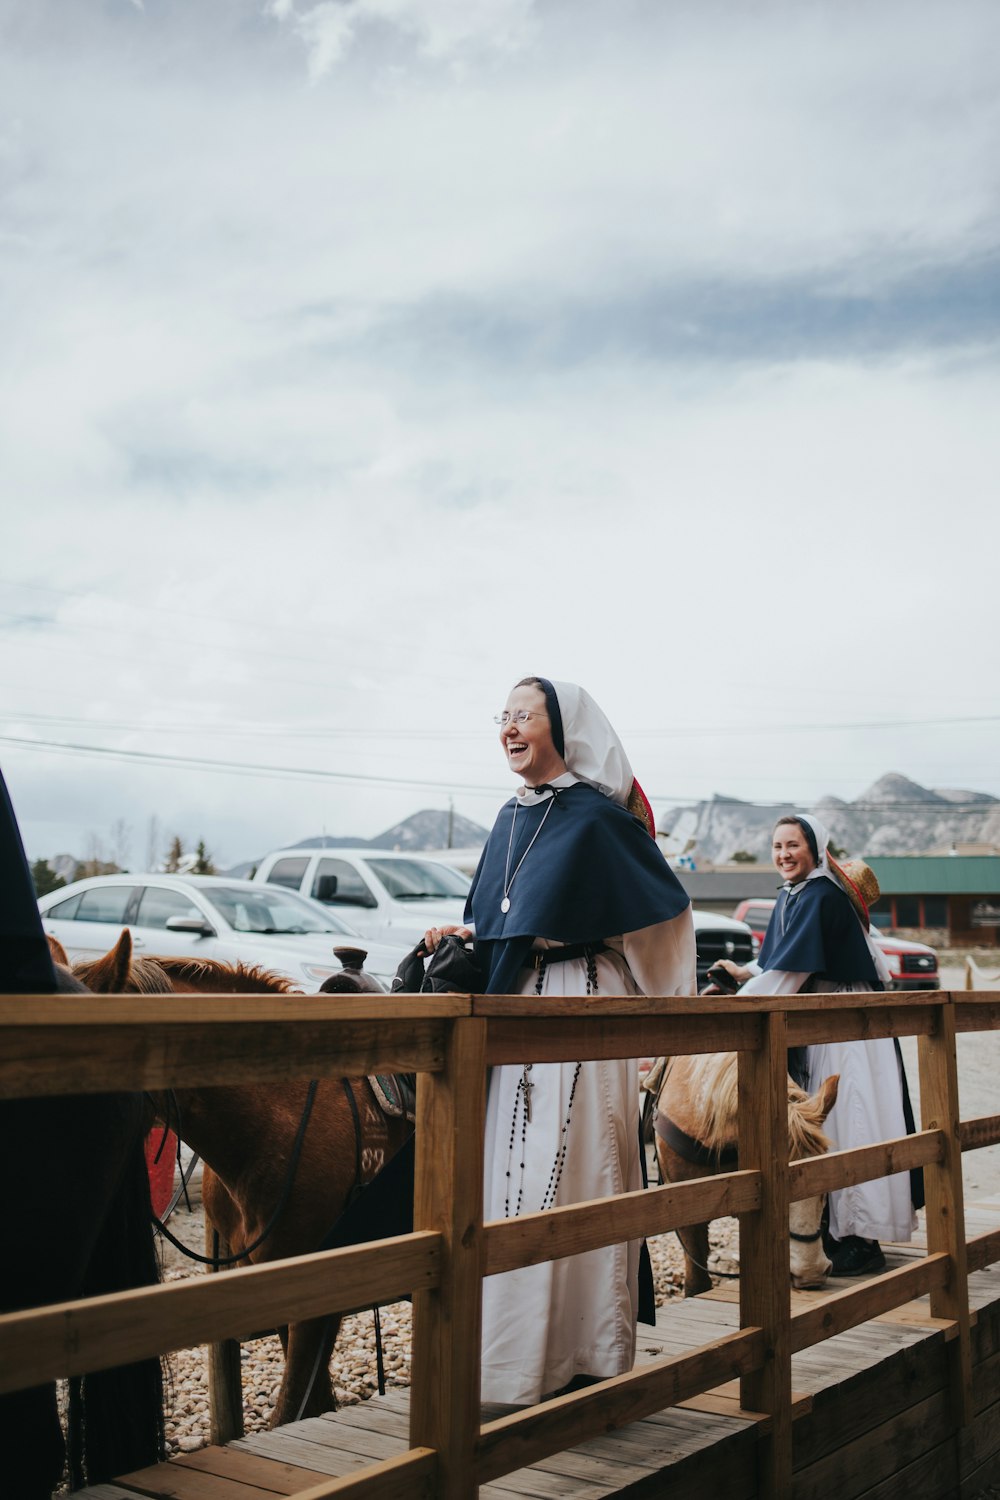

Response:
(391, 932), (484, 995)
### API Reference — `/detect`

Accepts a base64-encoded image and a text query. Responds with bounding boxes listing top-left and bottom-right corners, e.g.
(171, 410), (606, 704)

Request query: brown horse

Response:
(654, 1053), (839, 1297)
(75, 933), (413, 1425)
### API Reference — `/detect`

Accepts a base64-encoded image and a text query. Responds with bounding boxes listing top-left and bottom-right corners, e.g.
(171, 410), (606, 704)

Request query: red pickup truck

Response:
(732, 898), (939, 990)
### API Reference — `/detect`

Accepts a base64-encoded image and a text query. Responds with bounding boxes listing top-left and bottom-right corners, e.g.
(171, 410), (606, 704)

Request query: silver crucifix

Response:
(520, 1064), (534, 1122)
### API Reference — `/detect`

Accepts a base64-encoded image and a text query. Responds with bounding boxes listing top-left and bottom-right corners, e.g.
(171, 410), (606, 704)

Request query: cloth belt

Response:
(524, 941), (608, 970)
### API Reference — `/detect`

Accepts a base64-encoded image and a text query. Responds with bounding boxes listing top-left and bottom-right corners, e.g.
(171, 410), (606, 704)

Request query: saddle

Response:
(367, 1073), (417, 1123)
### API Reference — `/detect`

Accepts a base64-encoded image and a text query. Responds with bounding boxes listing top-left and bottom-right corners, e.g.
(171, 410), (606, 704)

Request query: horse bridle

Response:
(146, 1080), (320, 1268)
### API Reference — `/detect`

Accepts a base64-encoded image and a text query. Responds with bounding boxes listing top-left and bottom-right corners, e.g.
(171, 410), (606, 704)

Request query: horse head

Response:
(73, 930), (173, 995)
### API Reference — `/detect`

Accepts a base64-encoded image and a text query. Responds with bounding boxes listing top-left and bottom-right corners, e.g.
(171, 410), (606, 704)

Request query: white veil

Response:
(793, 812), (892, 985)
(549, 681), (634, 806)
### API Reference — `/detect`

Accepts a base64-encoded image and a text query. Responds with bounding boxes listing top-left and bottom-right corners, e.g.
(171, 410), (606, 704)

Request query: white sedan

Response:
(38, 873), (410, 989)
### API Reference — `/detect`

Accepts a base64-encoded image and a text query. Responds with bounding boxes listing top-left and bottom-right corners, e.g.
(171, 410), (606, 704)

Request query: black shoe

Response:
(828, 1236), (886, 1276)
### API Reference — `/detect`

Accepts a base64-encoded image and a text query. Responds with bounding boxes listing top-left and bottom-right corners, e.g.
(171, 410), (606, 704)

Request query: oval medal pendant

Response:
(500, 896), (511, 913)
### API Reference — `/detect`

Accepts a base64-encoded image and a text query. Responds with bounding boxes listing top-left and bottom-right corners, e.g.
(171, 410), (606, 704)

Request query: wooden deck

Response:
(74, 1208), (1000, 1500)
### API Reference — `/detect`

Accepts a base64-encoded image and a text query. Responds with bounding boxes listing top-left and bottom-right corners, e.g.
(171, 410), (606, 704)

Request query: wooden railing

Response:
(2, 987), (999, 1498)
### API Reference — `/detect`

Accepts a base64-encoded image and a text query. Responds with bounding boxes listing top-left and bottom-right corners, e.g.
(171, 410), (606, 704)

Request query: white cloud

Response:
(1, 0), (999, 862)
(269, 0), (536, 78)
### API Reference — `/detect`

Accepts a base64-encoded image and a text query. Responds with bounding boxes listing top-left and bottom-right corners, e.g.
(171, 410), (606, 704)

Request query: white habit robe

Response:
(480, 911), (695, 1405)
(740, 964), (916, 1244)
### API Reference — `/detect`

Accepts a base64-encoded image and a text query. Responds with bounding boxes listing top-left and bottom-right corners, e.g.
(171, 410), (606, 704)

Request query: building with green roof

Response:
(866, 856), (1000, 945)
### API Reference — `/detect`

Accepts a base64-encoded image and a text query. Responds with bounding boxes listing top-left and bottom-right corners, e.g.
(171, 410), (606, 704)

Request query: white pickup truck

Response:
(251, 845), (756, 978)
(252, 847), (472, 948)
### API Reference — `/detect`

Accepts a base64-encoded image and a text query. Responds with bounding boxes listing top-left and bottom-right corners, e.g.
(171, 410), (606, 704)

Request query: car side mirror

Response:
(164, 914), (216, 937)
(314, 874), (339, 902)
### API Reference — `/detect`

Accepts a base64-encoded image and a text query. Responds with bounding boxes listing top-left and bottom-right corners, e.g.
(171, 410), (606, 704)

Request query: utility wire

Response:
(2, 732), (998, 813)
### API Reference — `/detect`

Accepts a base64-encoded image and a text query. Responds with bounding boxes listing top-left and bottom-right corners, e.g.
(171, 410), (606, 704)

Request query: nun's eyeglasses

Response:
(494, 710), (546, 727)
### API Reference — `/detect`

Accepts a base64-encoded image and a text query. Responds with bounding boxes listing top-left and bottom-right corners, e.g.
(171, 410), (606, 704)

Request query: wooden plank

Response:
(173, 1447), (336, 1492)
(475, 1326), (763, 1485)
(786, 1004), (938, 1049)
(790, 1254), (950, 1353)
(792, 1383), (954, 1500)
(409, 1017), (486, 1499)
(919, 1005), (974, 1426)
(0, 1232), (440, 1393)
(115, 1459), (280, 1498)
(738, 1009), (792, 1498)
(484, 1012), (763, 1065)
(484, 1170), (760, 1275)
(268, 1448), (436, 1500)
(0, 1012), (449, 1098)
(206, 1222), (244, 1446)
(472, 990), (944, 1017)
(0, 994), (469, 1024)
(234, 1431), (438, 1497)
(959, 1114), (1000, 1152)
(789, 1130), (944, 1200)
(956, 997), (1000, 1034)
(968, 1228), (1000, 1274)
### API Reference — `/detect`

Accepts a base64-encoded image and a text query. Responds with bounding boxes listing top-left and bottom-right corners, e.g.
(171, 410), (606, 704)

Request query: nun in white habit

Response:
(713, 811), (916, 1276)
(424, 677), (696, 1405)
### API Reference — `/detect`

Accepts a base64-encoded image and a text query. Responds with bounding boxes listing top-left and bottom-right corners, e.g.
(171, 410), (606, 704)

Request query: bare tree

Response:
(146, 814), (161, 872)
(109, 817), (132, 872)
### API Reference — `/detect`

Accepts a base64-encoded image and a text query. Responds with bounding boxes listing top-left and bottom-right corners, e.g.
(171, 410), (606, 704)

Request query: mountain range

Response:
(658, 773), (1000, 864)
(223, 808), (492, 877)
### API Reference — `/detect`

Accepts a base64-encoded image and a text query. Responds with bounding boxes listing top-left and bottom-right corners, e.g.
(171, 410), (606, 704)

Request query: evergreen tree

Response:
(31, 858), (66, 898)
(164, 835), (185, 873)
(192, 839), (216, 875)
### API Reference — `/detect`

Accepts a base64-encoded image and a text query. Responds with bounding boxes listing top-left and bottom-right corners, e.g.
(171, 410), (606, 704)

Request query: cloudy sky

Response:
(2, 0), (998, 870)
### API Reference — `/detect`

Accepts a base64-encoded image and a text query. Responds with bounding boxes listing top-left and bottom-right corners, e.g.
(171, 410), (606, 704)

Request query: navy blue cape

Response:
(466, 782), (690, 995)
(757, 876), (882, 987)
(0, 766), (57, 994)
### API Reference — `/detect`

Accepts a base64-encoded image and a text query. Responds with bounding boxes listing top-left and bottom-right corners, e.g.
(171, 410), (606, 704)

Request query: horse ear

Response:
(85, 929), (133, 993)
(46, 933), (69, 967)
(816, 1072), (840, 1121)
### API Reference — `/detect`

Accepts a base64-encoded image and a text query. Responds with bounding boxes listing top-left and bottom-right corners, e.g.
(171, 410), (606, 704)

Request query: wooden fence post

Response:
(918, 996), (972, 1426)
(739, 1010), (792, 1498)
(410, 1015), (487, 1497)
(206, 1221), (245, 1444)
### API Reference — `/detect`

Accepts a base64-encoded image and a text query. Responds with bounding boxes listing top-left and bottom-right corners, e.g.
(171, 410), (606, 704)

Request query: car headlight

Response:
(751, 934), (761, 956)
(302, 963), (336, 982)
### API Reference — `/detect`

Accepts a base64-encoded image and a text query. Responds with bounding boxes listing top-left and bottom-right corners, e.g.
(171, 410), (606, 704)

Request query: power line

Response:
(2, 732), (998, 814)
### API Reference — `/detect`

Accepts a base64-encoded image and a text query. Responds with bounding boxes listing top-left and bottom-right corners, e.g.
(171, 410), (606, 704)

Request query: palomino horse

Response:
(0, 963), (164, 1499)
(654, 1053), (839, 1297)
(75, 933), (414, 1426)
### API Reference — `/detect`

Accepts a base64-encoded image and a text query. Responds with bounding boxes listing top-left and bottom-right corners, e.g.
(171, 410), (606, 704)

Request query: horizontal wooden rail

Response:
(960, 1114), (1000, 1152)
(485, 1011), (764, 1065)
(790, 1129), (944, 1200)
(956, 998), (1000, 1032)
(790, 1252), (950, 1353)
(967, 1229), (1000, 1274)
(0, 1004), (455, 1098)
(786, 1002), (940, 1048)
(484, 1171), (761, 1276)
(475, 1326), (764, 1485)
(0, 1231), (441, 1393)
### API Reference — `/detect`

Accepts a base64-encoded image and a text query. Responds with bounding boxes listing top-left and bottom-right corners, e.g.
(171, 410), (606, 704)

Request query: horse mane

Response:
(153, 957), (300, 994)
(679, 1053), (830, 1158)
(74, 951), (175, 994)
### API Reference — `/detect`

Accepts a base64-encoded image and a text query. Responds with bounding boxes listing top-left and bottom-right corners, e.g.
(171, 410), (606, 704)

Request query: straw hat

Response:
(830, 856), (881, 927)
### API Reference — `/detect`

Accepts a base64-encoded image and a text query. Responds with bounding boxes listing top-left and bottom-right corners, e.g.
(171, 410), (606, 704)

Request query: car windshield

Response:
(365, 858), (471, 900)
(205, 885), (355, 935)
